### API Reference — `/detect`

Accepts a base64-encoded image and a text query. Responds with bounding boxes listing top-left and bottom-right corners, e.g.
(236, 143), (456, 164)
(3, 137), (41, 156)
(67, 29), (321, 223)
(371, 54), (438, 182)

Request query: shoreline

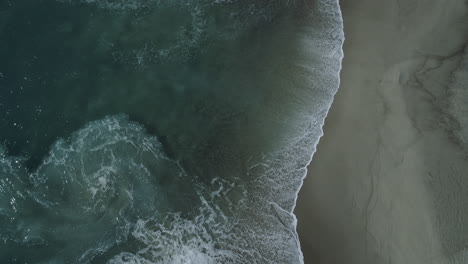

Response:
(295, 0), (468, 263)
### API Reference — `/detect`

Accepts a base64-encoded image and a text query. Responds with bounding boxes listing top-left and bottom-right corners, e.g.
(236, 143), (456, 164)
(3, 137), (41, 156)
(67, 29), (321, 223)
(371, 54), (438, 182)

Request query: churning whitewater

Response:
(0, 0), (343, 263)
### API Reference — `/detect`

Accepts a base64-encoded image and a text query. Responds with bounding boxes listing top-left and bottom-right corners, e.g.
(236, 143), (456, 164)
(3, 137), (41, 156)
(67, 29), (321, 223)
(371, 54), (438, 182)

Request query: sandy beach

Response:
(295, 0), (468, 263)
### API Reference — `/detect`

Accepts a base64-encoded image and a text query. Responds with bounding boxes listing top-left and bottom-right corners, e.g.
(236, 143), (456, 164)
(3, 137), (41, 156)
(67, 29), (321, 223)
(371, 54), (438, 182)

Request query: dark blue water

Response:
(0, 0), (343, 263)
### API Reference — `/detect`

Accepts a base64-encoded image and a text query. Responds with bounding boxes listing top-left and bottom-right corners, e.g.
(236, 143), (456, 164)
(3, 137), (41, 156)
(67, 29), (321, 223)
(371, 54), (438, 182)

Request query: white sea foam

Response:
(109, 204), (237, 264)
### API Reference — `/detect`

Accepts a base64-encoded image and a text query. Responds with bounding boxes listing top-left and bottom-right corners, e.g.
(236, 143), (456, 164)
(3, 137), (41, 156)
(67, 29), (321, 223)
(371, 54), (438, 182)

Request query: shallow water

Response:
(0, 0), (343, 263)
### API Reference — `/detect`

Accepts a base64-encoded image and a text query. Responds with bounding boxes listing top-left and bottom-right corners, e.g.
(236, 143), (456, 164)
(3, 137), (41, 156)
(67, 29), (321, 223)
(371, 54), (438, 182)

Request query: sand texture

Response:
(295, 0), (468, 263)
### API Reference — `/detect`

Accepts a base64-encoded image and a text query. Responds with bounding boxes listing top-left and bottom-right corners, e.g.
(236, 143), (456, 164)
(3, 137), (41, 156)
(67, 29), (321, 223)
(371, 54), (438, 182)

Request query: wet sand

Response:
(295, 0), (468, 263)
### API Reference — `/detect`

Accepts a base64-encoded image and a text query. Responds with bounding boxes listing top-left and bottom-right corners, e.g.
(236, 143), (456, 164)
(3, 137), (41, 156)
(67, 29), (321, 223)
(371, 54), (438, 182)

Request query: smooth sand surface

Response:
(295, 0), (468, 263)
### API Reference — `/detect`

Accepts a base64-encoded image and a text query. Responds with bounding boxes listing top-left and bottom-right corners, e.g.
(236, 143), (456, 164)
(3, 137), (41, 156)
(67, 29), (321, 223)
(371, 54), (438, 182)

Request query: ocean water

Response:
(0, 0), (343, 263)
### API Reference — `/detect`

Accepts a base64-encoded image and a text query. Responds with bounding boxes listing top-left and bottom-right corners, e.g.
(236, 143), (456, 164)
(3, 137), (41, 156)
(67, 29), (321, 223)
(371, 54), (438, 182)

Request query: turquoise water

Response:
(0, 0), (343, 263)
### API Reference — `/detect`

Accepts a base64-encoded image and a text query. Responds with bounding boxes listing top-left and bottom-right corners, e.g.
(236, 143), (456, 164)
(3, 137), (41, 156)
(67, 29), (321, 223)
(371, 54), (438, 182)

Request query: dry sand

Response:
(295, 0), (468, 263)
